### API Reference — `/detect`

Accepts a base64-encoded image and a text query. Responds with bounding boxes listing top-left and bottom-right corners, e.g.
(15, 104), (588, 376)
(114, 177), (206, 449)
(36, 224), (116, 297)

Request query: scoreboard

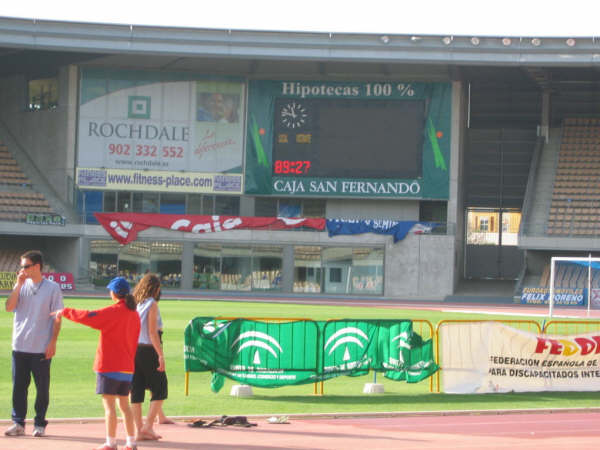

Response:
(272, 97), (425, 179)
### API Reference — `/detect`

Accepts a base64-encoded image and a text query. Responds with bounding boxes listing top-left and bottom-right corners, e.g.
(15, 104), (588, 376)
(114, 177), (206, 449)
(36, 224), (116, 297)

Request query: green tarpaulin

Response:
(184, 317), (438, 391)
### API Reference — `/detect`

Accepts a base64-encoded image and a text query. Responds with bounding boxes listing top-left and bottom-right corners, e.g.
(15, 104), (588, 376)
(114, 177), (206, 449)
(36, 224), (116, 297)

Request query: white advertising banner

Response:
(77, 70), (245, 193)
(440, 322), (600, 393)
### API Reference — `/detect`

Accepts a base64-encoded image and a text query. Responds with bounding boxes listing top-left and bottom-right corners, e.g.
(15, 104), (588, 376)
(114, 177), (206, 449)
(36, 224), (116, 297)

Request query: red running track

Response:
(2, 411), (600, 450)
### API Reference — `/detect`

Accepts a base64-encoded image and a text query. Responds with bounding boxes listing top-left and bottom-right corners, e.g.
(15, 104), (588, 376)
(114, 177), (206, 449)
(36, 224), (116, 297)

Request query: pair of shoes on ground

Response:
(4, 423), (45, 437)
(94, 444), (137, 450)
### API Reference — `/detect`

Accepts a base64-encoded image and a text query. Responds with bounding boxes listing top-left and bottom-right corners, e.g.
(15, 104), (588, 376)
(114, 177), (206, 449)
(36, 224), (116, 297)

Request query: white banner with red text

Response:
(440, 321), (600, 393)
(95, 212), (326, 245)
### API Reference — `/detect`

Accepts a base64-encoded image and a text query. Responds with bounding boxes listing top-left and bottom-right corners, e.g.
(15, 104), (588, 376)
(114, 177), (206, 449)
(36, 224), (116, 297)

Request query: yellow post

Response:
(185, 371), (189, 396)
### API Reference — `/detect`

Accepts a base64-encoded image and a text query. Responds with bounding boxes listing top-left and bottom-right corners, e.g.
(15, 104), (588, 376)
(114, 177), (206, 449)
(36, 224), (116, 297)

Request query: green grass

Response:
(2, 297), (600, 420)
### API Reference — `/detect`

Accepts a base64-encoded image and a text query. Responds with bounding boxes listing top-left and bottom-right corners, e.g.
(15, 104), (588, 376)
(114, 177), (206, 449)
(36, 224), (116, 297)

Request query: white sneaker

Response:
(32, 425), (45, 437)
(4, 423), (25, 436)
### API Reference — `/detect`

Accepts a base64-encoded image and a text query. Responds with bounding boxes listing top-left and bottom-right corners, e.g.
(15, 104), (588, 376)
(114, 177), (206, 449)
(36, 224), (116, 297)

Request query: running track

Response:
(2, 411), (600, 449)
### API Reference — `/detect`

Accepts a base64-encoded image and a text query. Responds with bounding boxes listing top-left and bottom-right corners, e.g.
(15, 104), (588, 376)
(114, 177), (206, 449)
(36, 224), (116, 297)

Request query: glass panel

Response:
(255, 197), (278, 217)
(293, 246), (322, 293)
(118, 242), (151, 284)
(188, 194), (203, 214)
(141, 193), (159, 213)
(221, 246), (252, 291)
(160, 194), (185, 214)
(322, 247), (353, 294)
(351, 248), (384, 294)
(117, 192), (132, 212)
(150, 242), (183, 288)
(89, 240), (120, 287)
(202, 195), (214, 214)
(28, 77), (58, 110)
(302, 199), (326, 217)
(500, 210), (521, 246)
(466, 208), (499, 245)
(104, 191), (116, 212)
(252, 245), (283, 291)
(132, 193), (143, 212)
(193, 243), (221, 290)
(215, 196), (240, 215)
(279, 199), (301, 217)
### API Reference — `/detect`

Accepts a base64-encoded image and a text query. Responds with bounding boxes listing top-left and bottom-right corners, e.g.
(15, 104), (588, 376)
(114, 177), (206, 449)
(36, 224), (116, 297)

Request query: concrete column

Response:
(541, 89), (551, 143)
(281, 245), (294, 293)
(181, 242), (194, 290)
(448, 81), (467, 290)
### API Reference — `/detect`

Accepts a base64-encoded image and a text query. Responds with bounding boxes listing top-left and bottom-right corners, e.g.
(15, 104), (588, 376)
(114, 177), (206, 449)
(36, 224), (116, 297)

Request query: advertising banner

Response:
(440, 322), (600, 393)
(184, 317), (438, 390)
(95, 212), (326, 245)
(245, 80), (451, 199)
(76, 168), (242, 194)
(0, 272), (75, 290)
(326, 219), (438, 242)
(77, 69), (245, 194)
(520, 287), (585, 306)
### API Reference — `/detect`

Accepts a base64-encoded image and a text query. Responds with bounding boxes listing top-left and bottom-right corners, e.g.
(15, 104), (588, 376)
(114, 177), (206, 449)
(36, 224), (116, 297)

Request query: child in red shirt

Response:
(53, 277), (140, 450)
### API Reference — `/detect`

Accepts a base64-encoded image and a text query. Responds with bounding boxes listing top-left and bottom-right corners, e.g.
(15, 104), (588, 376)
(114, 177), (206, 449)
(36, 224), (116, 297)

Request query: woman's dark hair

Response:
(122, 293), (136, 311)
(113, 292), (137, 311)
(132, 273), (162, 304)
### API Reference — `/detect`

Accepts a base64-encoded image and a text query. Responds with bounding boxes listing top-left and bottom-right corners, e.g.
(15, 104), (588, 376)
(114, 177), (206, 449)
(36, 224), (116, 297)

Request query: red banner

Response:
(95, 213), (326, 245)
(43, 273), (75, 290)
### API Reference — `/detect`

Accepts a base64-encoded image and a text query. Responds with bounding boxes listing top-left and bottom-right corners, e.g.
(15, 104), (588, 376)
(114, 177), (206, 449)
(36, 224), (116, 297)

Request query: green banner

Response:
(245, 80), (451, 199)
(184, 317), (438, 390)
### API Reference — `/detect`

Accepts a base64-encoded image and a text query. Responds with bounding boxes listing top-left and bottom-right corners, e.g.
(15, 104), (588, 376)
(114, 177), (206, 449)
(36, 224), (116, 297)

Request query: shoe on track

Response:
(32, 425), (46, 437)
(4, 423), (25, 436)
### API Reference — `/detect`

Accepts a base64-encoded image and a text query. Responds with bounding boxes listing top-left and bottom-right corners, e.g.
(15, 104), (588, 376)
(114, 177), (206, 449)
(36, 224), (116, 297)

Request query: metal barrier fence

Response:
(434, 319), (542, 393)
(543, 320), (600, 335)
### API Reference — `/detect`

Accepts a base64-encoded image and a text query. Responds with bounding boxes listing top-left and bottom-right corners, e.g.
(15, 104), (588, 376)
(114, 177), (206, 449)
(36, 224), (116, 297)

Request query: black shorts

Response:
(96, 373), (132, 396)
(130, 345), (168, 403)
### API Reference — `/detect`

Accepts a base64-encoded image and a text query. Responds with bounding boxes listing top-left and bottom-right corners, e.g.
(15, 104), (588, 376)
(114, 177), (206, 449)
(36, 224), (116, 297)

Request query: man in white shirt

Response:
(4, 250), (63, 438)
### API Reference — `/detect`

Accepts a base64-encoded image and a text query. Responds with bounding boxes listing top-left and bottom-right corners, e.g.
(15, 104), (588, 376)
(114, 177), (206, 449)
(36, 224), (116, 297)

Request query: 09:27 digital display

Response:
(273, 160), (312, 175)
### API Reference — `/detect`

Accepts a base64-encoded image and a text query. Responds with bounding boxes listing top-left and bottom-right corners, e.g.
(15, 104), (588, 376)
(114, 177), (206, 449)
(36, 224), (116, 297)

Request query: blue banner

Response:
(326, 219), (438, 243)
(520, 287), (585, 306)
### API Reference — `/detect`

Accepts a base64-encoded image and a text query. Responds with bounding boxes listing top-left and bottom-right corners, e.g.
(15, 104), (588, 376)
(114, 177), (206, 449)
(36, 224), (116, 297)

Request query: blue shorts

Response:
(96, 373), (132, 396)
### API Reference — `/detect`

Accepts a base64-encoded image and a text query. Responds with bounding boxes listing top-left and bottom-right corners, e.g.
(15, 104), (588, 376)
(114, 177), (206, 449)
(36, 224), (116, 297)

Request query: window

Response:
(253, 198), (326, 218)
(252, 245), (283, 291)
(215, 196), (240, 215)
(221, 246), (252, 291)
(193, 244), (221, 290)
(255, 198), (278, 217)
(160, 194), (185, 214)
(133, 193), (159, 213)
(329, 268), (342, 283)
(28, 77), (58, 111)
(293, 246), (322, 293)
(479, 218), (489, 232)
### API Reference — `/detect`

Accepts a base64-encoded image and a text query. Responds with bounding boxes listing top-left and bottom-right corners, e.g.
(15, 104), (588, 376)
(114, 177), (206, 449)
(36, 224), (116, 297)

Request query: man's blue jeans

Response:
(11, 351), (51, 428)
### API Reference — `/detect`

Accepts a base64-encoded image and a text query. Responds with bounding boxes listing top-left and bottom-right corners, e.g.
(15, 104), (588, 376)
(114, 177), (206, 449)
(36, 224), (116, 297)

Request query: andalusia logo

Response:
(324, 327), (369, 362)
(392, 331), (411, 363)
(231, 331), (283, 365)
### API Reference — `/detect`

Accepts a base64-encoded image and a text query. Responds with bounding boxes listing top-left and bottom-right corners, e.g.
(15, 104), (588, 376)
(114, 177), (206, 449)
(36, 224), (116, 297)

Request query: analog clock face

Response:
(280, 101), (308, 129)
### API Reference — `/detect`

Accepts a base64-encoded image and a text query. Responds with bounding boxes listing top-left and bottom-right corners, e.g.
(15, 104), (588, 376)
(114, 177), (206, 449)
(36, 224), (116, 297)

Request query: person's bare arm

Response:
(148, 303), (165, 371)
(45, 315), (62, 359)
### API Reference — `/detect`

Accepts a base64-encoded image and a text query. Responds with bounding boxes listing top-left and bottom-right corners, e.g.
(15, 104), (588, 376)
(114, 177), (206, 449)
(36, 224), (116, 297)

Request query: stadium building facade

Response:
(1, 16), (599, 300)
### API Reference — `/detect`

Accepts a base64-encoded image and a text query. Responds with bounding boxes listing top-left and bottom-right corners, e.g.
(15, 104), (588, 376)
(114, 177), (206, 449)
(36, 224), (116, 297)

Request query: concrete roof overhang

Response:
(2, 16), (600, 87)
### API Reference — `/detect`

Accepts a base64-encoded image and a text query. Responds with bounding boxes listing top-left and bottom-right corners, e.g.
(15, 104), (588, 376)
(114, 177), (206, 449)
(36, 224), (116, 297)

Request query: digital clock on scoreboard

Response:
(272, 97), (425, 179)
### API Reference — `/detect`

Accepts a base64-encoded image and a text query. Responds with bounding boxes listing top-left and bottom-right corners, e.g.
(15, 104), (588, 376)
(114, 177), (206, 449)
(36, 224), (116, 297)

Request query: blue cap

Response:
(106, 276), (130, 296)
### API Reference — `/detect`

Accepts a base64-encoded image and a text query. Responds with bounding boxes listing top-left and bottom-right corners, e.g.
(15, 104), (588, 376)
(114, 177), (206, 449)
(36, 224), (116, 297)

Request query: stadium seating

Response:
(0, 141), (57, 222)
(547, 118), (600, 235)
